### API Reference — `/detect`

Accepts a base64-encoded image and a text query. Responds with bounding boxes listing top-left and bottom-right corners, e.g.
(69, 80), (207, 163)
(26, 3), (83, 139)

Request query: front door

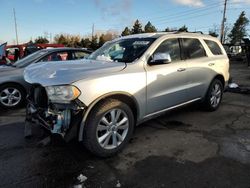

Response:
(145, 38), (188, 115)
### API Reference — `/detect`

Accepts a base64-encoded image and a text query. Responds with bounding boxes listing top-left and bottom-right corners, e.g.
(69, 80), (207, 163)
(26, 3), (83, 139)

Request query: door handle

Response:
(177, 68), (186, 72)
(208, 63), (215, 66)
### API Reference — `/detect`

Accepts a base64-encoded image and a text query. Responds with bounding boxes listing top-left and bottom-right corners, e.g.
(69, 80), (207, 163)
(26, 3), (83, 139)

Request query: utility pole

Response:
(220, 0), (228, 43)
(13, 8), (19, 45)
(50, 33), (52, 43)
(92, 23), (95, 40)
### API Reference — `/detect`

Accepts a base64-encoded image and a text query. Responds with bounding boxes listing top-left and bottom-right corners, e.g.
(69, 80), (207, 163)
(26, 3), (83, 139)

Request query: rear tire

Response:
(203, 79), (223, 111)
(83, 99), (134, 157)
(0, 84), (26, 109)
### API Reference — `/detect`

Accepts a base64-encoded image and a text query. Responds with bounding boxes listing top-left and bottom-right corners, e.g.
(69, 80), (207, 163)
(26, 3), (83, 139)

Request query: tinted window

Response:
(73, 51), (89, 60)
(183, 38), (206, 59)
(205, 40), (223, 55)
(14, 50), (47, 68)
(153, 38), (181, 62)
(40, 51), (70, 62)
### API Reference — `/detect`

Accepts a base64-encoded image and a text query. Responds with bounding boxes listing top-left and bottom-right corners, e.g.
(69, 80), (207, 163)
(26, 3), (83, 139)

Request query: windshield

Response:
(14, 50), (47, 68)
(88, 37), (156, 63)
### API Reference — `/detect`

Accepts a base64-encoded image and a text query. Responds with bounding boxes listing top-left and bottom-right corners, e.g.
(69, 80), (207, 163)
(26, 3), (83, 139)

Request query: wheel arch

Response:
(200, 74), (225, 102)
(202, 74), (225, 111)
(213, 74), (225, 88)
(78, 92), (139, 141)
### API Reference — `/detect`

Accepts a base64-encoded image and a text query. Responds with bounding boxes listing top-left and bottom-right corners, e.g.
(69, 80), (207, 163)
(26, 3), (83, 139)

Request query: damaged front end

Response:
(25, 85), (85, 142)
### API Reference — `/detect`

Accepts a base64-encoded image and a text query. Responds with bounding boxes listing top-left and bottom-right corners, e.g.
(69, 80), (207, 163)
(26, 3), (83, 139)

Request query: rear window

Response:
(183, 38), (206, 59)
(205, 40), (223, 55)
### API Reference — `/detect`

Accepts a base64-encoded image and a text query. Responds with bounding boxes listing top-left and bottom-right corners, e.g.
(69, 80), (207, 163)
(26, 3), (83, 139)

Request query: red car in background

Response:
(5, 42), (64, 63)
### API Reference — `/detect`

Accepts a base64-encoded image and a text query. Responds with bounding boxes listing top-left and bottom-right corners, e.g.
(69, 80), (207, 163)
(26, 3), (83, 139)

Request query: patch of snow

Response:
(228, 83), (239, 88)
(116, 180), (121, 188)
(77, 174), (88, 183)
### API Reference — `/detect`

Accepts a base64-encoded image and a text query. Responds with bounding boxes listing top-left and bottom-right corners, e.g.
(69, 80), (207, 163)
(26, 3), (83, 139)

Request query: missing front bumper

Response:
(25, 85), (86, 141)
(25, 102), (85, 142)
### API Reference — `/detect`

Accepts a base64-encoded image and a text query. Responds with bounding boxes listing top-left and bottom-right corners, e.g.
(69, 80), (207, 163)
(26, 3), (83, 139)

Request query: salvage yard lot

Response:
(0, 62), (250, 188)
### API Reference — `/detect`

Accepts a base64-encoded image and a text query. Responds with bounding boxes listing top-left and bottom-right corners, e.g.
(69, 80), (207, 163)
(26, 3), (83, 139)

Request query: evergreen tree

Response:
(54, 34), (68, 45)
(90, 35), (99, 50)
(131, 19), (143, 34)
(165, 27), (172, 32)
(209, 30), (219, 38)
(228, 11), (249, 44)
(68, 35), (81, 47)
(144, 21), (157, 33)
(34, 36), (49, 44)
(99, 34), (106, 47)
(80, 38), (91, 48)
(178, 25), (188, 32)
(80, 38), (85, 47)
(121, 27), (131, 36)
(208, 25), (219, 38)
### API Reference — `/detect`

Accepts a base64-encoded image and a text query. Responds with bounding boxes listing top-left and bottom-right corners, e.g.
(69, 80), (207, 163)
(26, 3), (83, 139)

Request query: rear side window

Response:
(183, 38), (206, 59)
(205, 40), (223, 55)
(73, 51), (89, 60)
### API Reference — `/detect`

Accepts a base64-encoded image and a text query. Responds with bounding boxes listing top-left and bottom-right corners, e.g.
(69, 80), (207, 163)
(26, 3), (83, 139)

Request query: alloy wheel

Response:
(210, 83), (222, 108)
(96, 108), (129, 150)
(0, 87), (22, 107)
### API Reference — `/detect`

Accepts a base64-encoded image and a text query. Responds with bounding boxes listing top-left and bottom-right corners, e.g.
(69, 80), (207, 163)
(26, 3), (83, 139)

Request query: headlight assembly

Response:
(45, 85), (81, 103)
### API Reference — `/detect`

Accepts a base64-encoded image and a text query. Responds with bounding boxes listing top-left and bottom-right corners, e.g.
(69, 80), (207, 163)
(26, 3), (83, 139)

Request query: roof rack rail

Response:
(189, 31), (203, 34)
(174, 31), (204, 34)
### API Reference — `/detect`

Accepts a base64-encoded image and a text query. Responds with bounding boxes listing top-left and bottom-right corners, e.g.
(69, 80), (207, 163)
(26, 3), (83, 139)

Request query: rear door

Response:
(145, 38), (188, 115)
(181, 38), (217, 100)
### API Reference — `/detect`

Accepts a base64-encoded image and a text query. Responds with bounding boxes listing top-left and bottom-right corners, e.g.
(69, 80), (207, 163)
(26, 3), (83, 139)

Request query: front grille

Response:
(28, 85), (48, 108)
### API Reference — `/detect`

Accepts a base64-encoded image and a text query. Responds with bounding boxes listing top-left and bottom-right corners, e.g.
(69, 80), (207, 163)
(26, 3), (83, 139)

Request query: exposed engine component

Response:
(49, 109), (71, 135)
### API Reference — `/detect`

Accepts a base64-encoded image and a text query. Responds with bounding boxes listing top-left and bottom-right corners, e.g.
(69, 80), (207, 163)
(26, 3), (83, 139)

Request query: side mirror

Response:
(149, 52), (172, 65)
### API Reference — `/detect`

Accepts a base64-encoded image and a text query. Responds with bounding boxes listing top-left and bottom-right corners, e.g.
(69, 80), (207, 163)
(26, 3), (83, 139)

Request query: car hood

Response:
(24, 59), (126, 86)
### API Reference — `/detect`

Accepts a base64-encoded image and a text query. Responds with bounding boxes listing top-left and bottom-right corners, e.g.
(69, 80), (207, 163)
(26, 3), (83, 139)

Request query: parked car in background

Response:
(5, 43), (64, 63)
(0, 48), (91, 109)
(0, 42), (9, 65)
(24, 32), (229, 157)
(0, 57), (11, 66)
(223, 43), (246, 61)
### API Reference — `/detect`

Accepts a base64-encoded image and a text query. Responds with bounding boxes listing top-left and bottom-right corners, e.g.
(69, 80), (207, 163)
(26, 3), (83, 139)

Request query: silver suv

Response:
(24, 32), (229, 157)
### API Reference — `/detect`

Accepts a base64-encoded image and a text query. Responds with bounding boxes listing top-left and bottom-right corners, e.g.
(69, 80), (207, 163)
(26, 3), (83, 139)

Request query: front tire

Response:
(0, 84), (26, 109)
(83, 99), (135, 157)
(203, 79), (223, 111)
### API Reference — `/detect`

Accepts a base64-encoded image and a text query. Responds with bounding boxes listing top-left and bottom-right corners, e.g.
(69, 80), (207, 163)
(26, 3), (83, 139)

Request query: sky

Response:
(0, 0), (250, 44)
